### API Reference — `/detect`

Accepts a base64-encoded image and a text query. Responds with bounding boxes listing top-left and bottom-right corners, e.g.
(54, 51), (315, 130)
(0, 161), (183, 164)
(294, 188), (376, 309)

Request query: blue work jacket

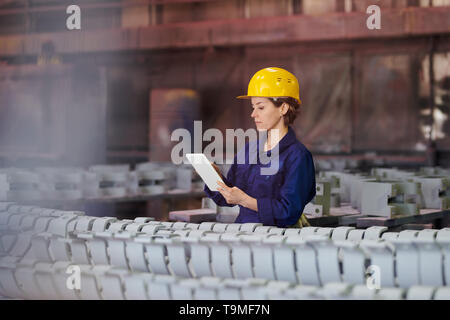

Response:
(204, 126), (316, 227)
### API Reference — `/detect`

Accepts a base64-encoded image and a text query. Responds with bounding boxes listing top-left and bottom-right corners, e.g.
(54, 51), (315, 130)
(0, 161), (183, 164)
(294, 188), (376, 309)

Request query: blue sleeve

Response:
(203, 161), (236, 208)
(256, 151), (316, 227)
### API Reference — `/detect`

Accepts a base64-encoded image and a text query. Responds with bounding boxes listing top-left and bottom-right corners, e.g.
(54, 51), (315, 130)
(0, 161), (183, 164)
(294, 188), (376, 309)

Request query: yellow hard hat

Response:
(237, 67), (301, 104)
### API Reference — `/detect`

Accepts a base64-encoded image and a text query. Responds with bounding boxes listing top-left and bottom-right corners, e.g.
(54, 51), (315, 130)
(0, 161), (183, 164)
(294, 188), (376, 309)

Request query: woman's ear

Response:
(281, 103), (289, 116)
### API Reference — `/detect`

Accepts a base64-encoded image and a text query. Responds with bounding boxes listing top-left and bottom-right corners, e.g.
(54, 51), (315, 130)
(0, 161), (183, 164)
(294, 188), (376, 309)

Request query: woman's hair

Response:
(269, 97), (301, 126)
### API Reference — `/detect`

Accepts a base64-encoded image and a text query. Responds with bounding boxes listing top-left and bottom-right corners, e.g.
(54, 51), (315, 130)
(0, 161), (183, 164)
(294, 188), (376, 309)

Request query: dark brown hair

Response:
(269, 97), (301, 126)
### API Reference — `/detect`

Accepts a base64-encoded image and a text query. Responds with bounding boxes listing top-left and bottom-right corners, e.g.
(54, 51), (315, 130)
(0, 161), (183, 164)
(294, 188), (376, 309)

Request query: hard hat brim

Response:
(236, 95), (302, 104)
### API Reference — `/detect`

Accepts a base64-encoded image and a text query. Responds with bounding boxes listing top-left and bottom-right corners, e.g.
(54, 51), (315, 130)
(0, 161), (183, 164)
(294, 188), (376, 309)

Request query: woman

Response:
(204, 67), (316, 228)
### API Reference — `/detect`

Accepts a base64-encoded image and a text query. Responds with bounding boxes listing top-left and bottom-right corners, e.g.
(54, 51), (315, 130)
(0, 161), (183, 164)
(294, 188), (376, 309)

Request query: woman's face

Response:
(251, 97), (286, 131)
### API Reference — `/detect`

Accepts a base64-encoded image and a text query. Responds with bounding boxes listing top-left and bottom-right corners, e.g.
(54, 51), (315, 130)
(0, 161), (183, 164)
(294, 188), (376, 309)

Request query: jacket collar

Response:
(257, 126), (297, 155)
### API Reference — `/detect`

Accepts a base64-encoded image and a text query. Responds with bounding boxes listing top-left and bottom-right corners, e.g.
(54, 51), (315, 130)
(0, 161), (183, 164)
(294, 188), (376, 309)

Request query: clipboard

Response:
(185, 153), (224, 192)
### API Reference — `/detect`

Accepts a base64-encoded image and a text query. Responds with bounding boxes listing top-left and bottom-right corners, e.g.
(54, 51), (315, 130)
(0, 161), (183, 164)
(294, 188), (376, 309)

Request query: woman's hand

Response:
(217, 181), (253, 208)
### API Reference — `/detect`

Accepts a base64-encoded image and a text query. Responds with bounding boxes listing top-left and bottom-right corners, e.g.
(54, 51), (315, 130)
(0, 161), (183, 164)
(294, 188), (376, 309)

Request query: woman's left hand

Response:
(217, 181), (248, 206)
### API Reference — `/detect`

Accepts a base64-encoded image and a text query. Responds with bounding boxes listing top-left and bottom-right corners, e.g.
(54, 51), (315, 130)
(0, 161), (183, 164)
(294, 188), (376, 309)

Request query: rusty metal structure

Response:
(0, 0), (449, 167)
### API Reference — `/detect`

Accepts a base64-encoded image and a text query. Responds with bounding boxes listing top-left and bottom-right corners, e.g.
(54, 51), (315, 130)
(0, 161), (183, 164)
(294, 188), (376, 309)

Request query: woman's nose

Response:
(251, 109), (256, 118)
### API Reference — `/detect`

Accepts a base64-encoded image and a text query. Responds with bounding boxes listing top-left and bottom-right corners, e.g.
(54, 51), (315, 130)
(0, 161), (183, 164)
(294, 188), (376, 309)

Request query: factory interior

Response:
(1, 0), (450, 306)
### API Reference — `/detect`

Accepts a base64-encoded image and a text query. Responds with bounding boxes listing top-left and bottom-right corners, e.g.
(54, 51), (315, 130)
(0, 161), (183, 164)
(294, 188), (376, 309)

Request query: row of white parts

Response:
(0, 205), (84, 227)
(0, 205), (270, 239)
(0, 215), (431, 266)
(0, 205), (265, 238)
(0, 210), (163, 235)
(2, 210), (449, 288)
(25, 214), (450, 243)
(14, 224), (450, 289)
(0, 211), (301, 259)
(4, 217), (281, 266)
(2, 214), (243, 261)
(2, 202), (450, 242)
(3, 207), (450, 276)
(1, 214), (249, 260)
(3, 205), (450, 272)
(0, 203), (391, 240)
(0, 214), (164, 258)
(1, 260), (450, 300)
(95, 220), (450, 243)
(190, 223), (450, 242)
(0, 203), (83, 214)
(0, 207), (265, 236)
(0, 204), (163, 254)
(0, 209), (85, 256)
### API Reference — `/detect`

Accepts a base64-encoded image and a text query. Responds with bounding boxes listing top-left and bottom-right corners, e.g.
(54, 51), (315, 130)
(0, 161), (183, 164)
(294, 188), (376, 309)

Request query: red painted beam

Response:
(0, 0), (222, 16)
(0, 6), (449, 56)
